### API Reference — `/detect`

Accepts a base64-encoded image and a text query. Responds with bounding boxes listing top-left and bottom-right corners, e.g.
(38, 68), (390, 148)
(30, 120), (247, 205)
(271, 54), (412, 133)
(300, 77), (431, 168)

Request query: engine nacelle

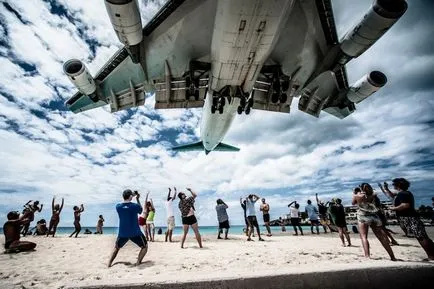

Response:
(63, 59), (96, 96)
(105, 0), (143, 47)
(347, 71), (387, 104)
(338, 0), (407, 65)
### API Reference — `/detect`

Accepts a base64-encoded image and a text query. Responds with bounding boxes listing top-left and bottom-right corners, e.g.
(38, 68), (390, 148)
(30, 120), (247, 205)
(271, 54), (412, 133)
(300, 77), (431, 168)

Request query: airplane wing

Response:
(65, 0), (216, 114)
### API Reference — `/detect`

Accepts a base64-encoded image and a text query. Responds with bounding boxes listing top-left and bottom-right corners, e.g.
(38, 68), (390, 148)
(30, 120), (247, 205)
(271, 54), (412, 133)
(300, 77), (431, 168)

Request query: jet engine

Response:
(105, 0), (142, 63)
(63, 59), (96, 96)
(346, 71), (387, 104)
(338, 0), (407, 65)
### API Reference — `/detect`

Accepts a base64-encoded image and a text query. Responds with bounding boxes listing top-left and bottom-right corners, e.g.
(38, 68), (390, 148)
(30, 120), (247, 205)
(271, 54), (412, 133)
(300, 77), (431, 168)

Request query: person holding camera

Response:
(288, 201), (303, 236)
(178, 188), (203, 249)
(246, 194), (264, 241)
(379, 179), (434, 260)
(108, 189), (148, 267)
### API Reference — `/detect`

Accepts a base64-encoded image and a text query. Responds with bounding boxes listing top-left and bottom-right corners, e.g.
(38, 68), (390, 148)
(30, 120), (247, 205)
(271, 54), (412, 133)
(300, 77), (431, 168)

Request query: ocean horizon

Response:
(0, 224), (327, 236)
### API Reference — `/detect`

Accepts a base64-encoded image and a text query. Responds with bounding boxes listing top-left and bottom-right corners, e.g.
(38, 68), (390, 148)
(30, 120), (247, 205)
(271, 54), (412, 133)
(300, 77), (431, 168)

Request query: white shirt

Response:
(290, 207), (299, 218)
(165, 200), (174, 218)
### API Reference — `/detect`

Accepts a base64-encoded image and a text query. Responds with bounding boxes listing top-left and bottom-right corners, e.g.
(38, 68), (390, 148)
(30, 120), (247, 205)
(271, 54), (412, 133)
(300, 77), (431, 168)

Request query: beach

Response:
(1, 227), (433, 289)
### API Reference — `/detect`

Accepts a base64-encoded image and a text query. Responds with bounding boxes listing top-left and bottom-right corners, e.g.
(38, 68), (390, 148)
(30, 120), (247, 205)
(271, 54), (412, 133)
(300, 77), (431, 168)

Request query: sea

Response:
(0, 225), (318, 236)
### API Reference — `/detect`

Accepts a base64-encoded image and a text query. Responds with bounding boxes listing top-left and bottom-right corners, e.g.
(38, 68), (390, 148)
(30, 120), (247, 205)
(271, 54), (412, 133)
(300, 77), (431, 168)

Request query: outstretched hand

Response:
(186, 188), (192, 191)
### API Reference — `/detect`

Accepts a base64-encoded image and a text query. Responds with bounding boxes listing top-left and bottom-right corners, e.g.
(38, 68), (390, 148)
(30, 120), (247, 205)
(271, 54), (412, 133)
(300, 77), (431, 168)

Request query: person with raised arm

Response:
(138, 192), (149, 239)
(178, 188), (203, 249)
(108, 189), (148, 267)
(352, 183), (396, 261)
(315, 194), (329, 233)
(146, 198), (156, 242)
(47, 197), (64, 237)
(3, 211), (36, 253)
(216, 199), (230, 239)
(240, 197), (250, 237)
(246, 194), (264, 241)
(165, 187), (177, 242)
(383, 178), (434, 260)
(288, 201), (303, 236)
(21, 200), (43, 236)
(69, 204), (84, 238)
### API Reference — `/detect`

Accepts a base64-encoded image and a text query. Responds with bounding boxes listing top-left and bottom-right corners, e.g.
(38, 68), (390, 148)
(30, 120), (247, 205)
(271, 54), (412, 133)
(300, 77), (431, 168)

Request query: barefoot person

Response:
(165, 187), (176, 242)
(374, 195), (398, 245)
(96, 215), (105, 234)
(3, 211), (36, 253)
(21, 200), (43, 236)
(47, 197), (64, 237)
(315, 194), (329, 233)
(382, 178), (434, 260)
(329, 199), (351, 246)
(240, 197), (250, 237)
(352, 183), (396, 260)
(305, 200), (320, 234)
(288, 201), (303, 236)
(138, 192), (149, 240)
(69, 204), (84, 238)
(260, 198), (272, 237)
(146, 199), (156, 242)
(216, 199), (230, 239)
(108, 189), (148, 267)
(178, 188), (203, 249)
(246, 194), (264, 241)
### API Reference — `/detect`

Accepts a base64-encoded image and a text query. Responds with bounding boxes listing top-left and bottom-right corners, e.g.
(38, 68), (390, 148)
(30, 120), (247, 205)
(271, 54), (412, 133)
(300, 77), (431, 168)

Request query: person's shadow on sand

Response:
(111, 260), (155, 268)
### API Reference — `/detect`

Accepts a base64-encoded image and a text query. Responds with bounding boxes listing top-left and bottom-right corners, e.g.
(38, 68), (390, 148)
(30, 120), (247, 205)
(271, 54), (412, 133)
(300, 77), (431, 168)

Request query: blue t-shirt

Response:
(305, 204), (318, 220)
(116, 202), (143, 237)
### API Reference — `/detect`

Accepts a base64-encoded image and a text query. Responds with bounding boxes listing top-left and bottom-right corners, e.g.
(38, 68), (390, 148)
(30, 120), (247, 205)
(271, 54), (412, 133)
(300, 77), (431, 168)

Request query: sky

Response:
(0, 0), (433, 228)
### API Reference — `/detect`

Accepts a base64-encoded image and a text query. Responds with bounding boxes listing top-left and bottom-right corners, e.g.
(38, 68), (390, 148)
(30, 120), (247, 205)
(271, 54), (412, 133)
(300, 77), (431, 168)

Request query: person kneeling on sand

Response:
(108, 189), (148, 267)
(179, 188), (203, 249)
(3, 211), (36, 253)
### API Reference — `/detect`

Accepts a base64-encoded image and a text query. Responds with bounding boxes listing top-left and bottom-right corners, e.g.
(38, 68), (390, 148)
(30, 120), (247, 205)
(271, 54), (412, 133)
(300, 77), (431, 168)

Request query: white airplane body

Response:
(63, 0), (408, 154)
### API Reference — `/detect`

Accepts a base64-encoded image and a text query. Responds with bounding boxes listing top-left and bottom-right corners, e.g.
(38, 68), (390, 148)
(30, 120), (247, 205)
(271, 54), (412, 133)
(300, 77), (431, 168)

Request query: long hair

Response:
(360, 183), (374, 196)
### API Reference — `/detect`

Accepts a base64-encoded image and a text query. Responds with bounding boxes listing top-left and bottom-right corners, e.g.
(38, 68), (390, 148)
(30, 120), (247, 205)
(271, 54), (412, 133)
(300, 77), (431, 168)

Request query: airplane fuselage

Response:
(200, 0), (293, 152)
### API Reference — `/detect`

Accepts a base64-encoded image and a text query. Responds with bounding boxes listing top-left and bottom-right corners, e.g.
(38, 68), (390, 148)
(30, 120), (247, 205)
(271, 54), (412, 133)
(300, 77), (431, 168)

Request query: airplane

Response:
(63, 0), (408, 154)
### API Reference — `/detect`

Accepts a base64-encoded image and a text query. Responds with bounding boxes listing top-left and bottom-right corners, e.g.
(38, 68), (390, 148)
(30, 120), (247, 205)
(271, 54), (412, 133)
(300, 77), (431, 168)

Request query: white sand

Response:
(1, 228), (433, 288)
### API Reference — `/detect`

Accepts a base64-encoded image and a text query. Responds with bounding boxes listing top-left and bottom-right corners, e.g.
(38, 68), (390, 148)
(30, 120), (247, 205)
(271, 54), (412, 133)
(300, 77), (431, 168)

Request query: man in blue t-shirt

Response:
(305, 200), (320, 234)
(108, 189), (148, 267)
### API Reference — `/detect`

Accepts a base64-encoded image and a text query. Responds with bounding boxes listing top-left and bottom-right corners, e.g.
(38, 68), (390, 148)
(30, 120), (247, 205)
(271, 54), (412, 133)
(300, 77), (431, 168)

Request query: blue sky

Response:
(0, 0), (433, 227)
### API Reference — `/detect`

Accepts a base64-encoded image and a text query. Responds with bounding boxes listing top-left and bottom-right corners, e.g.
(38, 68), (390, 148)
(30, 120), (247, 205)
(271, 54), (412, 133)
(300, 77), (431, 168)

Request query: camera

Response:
(133, 190), (138, 196)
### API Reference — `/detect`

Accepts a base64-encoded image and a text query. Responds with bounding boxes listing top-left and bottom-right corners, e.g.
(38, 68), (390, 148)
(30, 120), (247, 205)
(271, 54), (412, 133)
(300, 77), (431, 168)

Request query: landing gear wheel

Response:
(212, 97), (218, 107)
(219, 105), (224, 114)
(248, 97), (254, 108)
(280, 93), (288, 104)
(194, 90), (199, 101)
(271, 92), (279, 103)
(211, 105), (216, 114)
(281, 80), (290, 92)
(185, 89), (191, 100)
(218, 96), (226, 107)
(237, 106), (243, 115)
(185, 77), (191, 88)
(240, 97), (246, 108)
(245, 106), (251, 115)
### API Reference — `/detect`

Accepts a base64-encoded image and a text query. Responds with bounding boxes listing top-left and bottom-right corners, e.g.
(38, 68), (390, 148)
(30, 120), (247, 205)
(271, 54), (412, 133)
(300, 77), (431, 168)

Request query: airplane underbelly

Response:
(200, 92), (239, 151)
(210, 0), (294, 92)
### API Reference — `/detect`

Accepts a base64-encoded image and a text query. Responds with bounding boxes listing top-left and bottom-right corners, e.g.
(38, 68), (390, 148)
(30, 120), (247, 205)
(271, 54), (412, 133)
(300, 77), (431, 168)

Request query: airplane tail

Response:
(171, 141), (240, 154)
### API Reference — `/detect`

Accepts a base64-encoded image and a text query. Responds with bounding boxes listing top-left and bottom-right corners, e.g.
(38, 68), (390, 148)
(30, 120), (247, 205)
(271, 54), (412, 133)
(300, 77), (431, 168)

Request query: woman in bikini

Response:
(47, 197), (64, 237)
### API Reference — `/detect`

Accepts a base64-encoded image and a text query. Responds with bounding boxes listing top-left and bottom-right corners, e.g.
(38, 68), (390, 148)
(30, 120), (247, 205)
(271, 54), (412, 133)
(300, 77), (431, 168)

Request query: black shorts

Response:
(182, 215), (198, 225)
(116, 234), (147, 249)
(263, 213), (270, 223)
(219, 220), (230, 229)
(310, 219), (320, 225)
(291, 218), (300, 226)
(248, 216), (259, 227)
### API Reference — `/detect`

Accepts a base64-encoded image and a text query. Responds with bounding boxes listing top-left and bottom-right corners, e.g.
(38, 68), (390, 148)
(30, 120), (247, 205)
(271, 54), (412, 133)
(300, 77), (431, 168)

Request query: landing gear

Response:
(185, 76), (200, 101)
(237, 91), (253, 115)
(211, 95), (226, 114)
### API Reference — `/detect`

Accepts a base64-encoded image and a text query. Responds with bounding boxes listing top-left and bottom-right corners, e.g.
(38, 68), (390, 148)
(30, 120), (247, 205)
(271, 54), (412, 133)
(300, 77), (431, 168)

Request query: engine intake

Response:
(347, 71), (387, 104)
(63, 59), (96, 96)
(338, 0), (407, 64)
